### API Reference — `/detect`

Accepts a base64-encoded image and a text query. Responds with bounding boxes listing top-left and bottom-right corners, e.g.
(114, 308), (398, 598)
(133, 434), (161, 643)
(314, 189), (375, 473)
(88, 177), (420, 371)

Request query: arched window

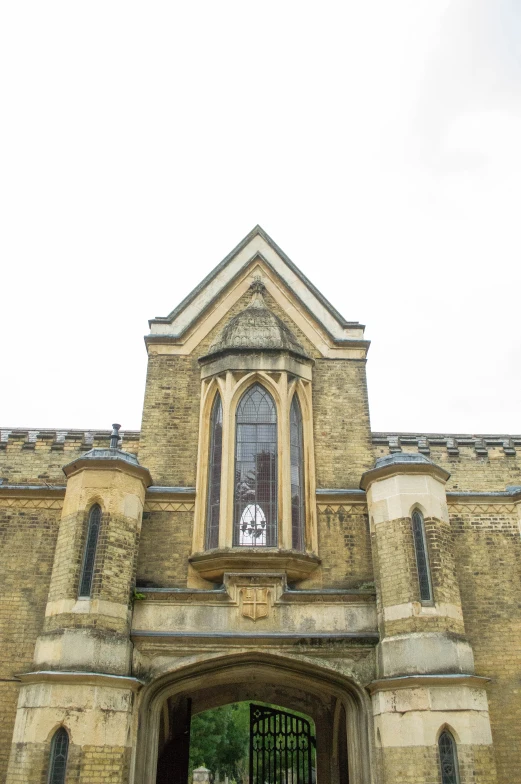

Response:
(78, 504), (101, 598)
(206, 393), (223, 549)
(411, 508), (433, 602)
(438, 730), (460, 784)
(48, 727), (69, 784)
(234, 384), (277, 546)
(290, 395), (305, 551)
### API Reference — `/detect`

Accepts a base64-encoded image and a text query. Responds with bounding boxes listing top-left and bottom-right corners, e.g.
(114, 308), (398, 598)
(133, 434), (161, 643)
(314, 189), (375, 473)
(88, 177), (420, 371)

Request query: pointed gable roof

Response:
(147, 226), (369, 359)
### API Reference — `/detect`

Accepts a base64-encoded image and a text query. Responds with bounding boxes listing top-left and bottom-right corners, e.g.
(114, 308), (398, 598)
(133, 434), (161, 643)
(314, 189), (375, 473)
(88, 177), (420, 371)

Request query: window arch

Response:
(48, 726), (69, 784)
(438, 730), (460, 784)
(234, 384), (277, 546)
(78, 503), (101, 598)
(411, 508), (433, 602)
(290, 395), (305, 551)
(206, 393), (223, 549)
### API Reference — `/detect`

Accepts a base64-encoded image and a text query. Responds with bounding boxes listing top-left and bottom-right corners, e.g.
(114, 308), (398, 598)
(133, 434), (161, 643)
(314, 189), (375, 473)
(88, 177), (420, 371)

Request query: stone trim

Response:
(144, 501), (195, 512)
(62, 455), (152, 487)
(148, 225), (361, 333)
(366, 673), (491, 694)
(360, 461), (450, 490)
(16, 670), (144, 691)
(135, 585), (375, 605)
(132, 630), (379, 643)
(383, 601), (463, 622)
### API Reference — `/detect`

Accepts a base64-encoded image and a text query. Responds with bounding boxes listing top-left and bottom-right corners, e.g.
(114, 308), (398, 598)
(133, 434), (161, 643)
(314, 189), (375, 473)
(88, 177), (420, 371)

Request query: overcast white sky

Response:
(1, 1), (520, 434)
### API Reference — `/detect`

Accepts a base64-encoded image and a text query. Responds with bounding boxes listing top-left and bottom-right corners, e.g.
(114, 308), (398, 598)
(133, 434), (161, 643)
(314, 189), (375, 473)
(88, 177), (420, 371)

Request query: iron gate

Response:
(249, 704), (316, 784)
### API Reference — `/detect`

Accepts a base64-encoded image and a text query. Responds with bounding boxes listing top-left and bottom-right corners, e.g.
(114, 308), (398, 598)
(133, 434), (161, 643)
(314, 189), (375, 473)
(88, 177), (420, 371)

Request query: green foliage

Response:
(189, 703), (249, 781)
(189, 702), (316, 783)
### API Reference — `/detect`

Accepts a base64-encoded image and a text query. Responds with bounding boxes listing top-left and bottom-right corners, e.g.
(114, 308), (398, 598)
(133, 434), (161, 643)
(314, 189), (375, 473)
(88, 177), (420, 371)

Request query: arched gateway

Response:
(3, 228), (504, 784)
(134, 653), (373, 784)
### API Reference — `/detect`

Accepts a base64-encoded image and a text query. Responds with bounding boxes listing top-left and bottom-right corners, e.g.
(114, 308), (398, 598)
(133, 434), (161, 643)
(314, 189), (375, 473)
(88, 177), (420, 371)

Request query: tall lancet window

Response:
(78, 504), (101, 598)
(206, 394), (223, 549)
(48, 727), (69, 784)
(438, 731), (460, 784)
(234, 384), (277, 546)
(411, 508), (433, 602)
(290, 395), (305, 551)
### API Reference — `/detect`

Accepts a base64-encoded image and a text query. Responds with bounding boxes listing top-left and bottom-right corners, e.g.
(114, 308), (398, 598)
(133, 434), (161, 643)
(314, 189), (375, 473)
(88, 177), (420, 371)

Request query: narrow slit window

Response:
(290, 395), (305, 551)
(234, 384), (277, 546)
(438, 730), (460, 784)
(78, 504), (101, 598)
(48, 727), (69, 784)
(206, 393), (223, 549)
(411, 508), (433, 602)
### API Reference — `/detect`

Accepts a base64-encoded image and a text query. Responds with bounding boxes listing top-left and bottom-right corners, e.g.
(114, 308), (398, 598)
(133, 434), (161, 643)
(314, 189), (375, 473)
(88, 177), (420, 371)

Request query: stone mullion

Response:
(220, 371), (235, 548)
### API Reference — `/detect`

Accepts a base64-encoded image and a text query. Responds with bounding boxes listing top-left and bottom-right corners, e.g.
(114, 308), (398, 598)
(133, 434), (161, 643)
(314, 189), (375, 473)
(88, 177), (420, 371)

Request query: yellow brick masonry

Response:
(0, 506), (61, 783)
(79, 746), (131, 784)
(451, 506), (521, 784)
(376, 744), (498, 784)
(0, 430), (139, 485)
(373, 440), (521, 493)
(371, 515), (465, 637)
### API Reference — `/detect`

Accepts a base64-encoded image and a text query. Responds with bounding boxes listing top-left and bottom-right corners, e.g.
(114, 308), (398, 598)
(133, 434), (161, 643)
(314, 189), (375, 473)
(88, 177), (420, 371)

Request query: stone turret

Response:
(34, 427), (152, 673)
(362, 453), (496, 782)
(6, 426), (151, 784)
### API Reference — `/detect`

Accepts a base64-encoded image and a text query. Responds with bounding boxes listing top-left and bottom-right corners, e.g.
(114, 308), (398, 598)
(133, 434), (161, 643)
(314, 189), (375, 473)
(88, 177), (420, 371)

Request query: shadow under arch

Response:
(133, 650), (374, 784)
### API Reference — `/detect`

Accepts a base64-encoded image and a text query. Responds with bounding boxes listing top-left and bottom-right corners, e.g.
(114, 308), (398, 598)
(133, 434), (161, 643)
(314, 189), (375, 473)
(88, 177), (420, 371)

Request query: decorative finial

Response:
(248, 276), (267, 308)
(110, 423), (121, 450)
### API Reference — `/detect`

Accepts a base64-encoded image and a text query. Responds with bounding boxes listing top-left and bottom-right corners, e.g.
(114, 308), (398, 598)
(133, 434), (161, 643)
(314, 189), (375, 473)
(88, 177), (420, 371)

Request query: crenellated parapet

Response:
(372, 431), (521, 493)
(0, 427), (140, 485)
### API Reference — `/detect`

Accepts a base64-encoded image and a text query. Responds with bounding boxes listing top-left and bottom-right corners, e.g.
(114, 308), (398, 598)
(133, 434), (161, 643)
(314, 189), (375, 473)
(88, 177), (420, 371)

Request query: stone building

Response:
(1, 226), (520, 784)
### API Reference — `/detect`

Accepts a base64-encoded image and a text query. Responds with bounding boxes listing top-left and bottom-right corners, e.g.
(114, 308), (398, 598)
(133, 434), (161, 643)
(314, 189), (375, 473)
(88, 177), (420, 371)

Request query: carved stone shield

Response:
(240, 587), (270, 621)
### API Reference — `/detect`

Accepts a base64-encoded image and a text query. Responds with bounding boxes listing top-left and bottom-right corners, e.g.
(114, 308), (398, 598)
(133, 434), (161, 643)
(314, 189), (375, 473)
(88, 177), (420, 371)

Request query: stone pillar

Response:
(362, 453), (497, 783)
(6, 443), (151, 784)
(192, 766), (211, 784)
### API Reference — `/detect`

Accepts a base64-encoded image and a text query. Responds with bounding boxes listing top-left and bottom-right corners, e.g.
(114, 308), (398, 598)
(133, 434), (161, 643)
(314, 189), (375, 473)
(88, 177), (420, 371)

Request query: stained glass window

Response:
(412, 508), (433, 602)
(439, 731), (460, 784)
(48, 727), (69, 784)
(234, 384), (277, 546)
(290, 395), (305, 551)
(78, 504), (101, 598)
(206, 394), (223, 549)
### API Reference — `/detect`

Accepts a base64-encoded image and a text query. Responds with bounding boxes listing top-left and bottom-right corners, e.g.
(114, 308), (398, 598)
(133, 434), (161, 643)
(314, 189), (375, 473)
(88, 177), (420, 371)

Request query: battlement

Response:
(372, 432), (521, 492)
(372, 432), (519, 458)
(0, 428), (140, 485)
(0, 428), (140, 449)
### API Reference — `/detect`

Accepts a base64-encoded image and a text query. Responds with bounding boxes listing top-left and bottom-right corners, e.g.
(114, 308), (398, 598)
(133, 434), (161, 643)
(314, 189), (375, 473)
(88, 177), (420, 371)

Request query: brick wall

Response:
(301, 506), (373, 589)
(0, 506), (61, 782)
(0, 430), (139, 485)
(451, 505), (521, 784)
(373, 436), (521, 493)
(136, 510), (193, 588)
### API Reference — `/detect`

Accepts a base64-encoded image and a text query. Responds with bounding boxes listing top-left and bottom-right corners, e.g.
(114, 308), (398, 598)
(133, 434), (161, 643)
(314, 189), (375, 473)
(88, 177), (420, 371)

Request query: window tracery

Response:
(290, 395), (305, 551)
(233, 384), (278, 547)
(48, 727), (69, 784)
(411, 508), (433, 603)
(78, 504), (101, 598)
(205, 394), (223, 549)
(438, 730), (460, 784)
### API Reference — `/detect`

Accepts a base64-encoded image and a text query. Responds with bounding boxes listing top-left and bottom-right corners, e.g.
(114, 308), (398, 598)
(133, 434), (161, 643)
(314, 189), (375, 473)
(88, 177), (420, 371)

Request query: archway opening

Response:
(136, 654), (369, 784)
(163, 701), (318, 784)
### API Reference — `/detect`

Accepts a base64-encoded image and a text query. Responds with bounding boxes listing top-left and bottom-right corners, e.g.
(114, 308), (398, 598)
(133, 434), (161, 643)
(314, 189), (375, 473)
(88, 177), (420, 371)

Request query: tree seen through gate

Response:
(186, 702), (316, 784)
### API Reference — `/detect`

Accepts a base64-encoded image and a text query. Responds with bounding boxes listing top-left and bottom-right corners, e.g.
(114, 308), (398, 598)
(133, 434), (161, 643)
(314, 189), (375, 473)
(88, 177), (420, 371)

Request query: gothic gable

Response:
(146, 226), (369, 360)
